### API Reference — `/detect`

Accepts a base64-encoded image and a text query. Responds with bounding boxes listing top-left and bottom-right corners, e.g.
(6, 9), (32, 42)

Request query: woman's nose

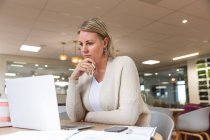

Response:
(81, 45), (88, 53)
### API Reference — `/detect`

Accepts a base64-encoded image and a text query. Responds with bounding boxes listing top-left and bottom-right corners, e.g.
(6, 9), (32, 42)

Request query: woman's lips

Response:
(83, 55), (91, 58)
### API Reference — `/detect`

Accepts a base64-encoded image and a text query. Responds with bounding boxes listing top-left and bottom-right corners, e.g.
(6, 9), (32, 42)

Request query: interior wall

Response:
(1, 54), (207, 105)
(187, 58), (199, 103)
(0, 56), (6, 96)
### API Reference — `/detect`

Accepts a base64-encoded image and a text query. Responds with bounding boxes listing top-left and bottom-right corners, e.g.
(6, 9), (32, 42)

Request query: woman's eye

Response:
(87, 42), (93, 46)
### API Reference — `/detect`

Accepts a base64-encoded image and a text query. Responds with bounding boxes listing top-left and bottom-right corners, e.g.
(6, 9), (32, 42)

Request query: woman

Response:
(66, 18), (150, 126)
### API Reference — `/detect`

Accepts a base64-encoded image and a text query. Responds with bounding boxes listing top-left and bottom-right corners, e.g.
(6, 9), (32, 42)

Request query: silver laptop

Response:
(6, 75), (61, 130)
(6, 75), (93, 131)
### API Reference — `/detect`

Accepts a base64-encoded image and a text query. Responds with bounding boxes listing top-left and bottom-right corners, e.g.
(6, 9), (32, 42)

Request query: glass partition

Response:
(140, 66), (188, 108)
(5, 61), (73, 95)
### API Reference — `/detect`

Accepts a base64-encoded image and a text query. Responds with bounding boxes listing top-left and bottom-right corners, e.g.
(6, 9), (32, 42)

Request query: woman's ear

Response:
(103, 37), (109, 48)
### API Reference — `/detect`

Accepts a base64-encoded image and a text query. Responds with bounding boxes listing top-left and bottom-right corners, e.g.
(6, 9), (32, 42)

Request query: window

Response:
(5, 61), (73, 95)
(140, 66), (188, 108)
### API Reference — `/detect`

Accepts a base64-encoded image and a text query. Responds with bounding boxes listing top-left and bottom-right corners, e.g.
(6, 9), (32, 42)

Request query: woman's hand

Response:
(69, 58), (96, 80)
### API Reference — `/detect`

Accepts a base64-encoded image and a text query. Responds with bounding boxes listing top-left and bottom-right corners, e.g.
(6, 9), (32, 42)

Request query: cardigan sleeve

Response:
(66, 79), (86, 122)
(85, 57), (148, 125)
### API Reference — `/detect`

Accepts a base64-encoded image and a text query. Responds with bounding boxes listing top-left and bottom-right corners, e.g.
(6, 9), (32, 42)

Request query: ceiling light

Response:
(71, 40), (83, 65)
(202, 40), (210, 43)
(156, 86), (167, 89)
(182, 19), (188, 24)
(13, 61), (27, 65)
(72, 56), (83, 64)
(20, 45), (40, 52)
(5, 73), (16, 76)
(68, 68), (75, 71)
(55, 81), (68, 87)
(173, 52), (199, 60)
(161, 82), (169, 85)
(53, 75), (60, 79)
(59, 42), (68, 61)
(38, 67), (44, 70)
(171, 78), (176, 82)
(144, 73), (153, 76)
(59, 54), (68, 61)
(10, 64), (24, 67)
(142, 60), (160, 65)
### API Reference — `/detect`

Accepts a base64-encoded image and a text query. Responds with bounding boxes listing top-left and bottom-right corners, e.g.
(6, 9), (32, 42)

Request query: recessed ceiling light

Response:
(5, 73), (16, 76)
(53, 75), (60, 79)
(171, 78), (176, 82)
(13, 61), (27, 65)
(144, 73), (153, 76)
(68, 68), (75, 71)
(10, 64), (24, 67)
(142, 60), (160, 65)
(55, 81), (68, 87)
(38, 67), (44, 70)
(161, 82), (169, 85)
(182, 19), (188, 24)
(20, 45), (41, 52)
(173, 52), (199, 60)
(202, 40), (210, 43)
(156, 86), (167, 89)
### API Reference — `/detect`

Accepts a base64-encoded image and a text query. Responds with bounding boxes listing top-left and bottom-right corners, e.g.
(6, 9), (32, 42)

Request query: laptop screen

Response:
(6, 75), (61, 130)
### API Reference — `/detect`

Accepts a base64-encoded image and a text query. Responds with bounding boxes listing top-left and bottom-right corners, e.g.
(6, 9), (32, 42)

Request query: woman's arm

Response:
(66, 80), (86, 122)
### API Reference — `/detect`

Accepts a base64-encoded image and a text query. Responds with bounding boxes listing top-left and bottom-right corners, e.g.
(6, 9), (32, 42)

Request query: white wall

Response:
(187, 56), (210, 104)
(187, 58), (199, 103)
(0, 57), (6, 95)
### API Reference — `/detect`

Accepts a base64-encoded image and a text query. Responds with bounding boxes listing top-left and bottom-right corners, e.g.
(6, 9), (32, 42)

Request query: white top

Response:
(89, 77), (103, 111)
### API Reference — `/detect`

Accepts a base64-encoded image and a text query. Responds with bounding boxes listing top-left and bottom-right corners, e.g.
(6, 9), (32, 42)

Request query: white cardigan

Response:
(66, 56), (150, 126)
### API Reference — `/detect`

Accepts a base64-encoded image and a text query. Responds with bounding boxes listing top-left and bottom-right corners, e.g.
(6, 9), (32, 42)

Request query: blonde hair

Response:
(77, 18), (115, 58)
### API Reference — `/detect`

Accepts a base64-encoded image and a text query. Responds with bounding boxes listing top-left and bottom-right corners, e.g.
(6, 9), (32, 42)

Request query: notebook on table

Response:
(6, 75), (93, 131)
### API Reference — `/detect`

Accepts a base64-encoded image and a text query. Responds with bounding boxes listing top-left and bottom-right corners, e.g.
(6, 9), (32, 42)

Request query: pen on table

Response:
(65, 130), (80, 140)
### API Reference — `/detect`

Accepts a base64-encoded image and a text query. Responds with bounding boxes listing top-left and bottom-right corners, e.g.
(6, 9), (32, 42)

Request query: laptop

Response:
(6, 75), (93, 131)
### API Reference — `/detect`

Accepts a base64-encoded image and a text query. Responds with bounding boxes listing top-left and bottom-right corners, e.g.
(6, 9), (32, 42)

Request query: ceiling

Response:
(1, 0), (210, 73)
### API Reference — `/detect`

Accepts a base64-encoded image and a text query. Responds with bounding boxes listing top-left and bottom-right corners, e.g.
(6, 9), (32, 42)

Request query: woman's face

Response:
(78, 31), (107, 62)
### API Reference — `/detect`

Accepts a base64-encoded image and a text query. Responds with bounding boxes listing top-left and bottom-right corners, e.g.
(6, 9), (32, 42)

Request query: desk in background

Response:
(168, 108), (184, 124)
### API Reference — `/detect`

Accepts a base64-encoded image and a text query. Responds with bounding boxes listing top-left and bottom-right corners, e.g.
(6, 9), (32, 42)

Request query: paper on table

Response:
(0, 129), (79, 140)
(69, 130), (151, 140)
(122, 126), (157, 137)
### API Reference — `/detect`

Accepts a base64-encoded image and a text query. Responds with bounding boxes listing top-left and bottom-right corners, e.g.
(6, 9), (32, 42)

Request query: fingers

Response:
(76, 58), (96, 76)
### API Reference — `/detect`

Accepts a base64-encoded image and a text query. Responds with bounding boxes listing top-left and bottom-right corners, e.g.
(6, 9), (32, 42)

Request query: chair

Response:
(175, 107), (210, 140)
(149, 106), (173, 118)
(150, 111), (174, 140)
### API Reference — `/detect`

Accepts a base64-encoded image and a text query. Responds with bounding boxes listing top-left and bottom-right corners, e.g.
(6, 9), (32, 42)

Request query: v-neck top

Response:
(88, 77), (103, 111)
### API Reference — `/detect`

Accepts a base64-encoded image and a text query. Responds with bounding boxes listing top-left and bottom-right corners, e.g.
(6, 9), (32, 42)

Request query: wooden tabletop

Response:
(0, 120), (162, 140)
(168, 108), (184, 112)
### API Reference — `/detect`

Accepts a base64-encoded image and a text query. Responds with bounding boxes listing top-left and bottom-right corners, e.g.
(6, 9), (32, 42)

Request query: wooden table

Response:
(167, 108), (185, 139)
(0, 120), (162, 140)
(168, 108), (184, 124)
